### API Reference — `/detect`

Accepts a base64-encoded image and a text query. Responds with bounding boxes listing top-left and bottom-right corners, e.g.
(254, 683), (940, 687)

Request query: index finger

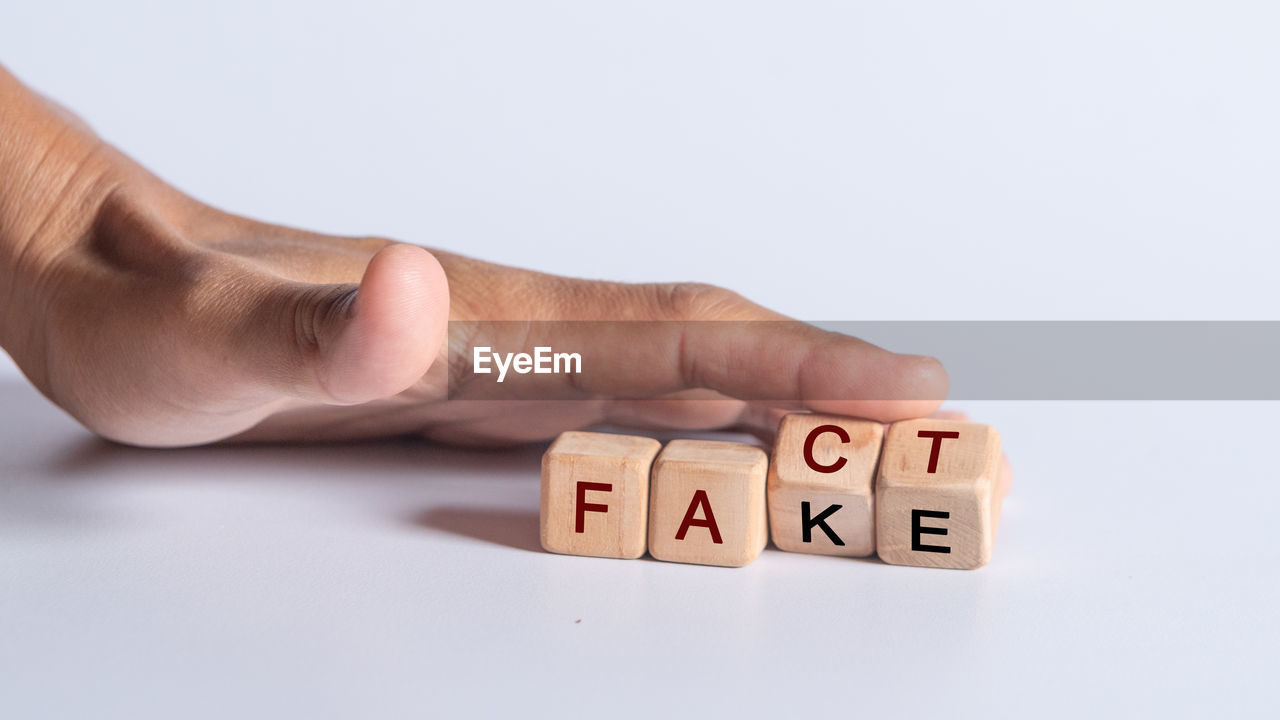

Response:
(450, 282), (948, 422)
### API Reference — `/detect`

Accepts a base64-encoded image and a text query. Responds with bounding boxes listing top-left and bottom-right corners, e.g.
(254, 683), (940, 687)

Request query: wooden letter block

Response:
(876, 419), (1003, 570)
(540, 431), (661, 559)
(767, 413), (884, 557)
(648, 440), (768, 568)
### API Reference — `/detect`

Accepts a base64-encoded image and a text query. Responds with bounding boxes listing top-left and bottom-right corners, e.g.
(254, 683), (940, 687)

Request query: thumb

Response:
(242, 243), (450, 404)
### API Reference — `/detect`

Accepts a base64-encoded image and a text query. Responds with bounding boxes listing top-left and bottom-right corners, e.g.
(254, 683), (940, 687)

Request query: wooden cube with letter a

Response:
(767, 413), (884, 557)
(541, 431), (661, 559)
(876, 419), (1003, 570)
(648, 440), (768, 568)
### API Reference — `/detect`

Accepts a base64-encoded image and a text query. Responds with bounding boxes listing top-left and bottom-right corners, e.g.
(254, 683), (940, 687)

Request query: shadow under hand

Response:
(21, 419), (546, 539)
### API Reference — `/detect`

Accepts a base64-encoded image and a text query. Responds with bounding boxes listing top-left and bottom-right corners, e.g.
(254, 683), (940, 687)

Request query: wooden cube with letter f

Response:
(540, 431), (661, 559)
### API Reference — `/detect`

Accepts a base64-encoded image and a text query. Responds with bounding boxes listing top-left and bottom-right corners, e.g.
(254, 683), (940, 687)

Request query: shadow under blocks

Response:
(540, 415), (1005, 570)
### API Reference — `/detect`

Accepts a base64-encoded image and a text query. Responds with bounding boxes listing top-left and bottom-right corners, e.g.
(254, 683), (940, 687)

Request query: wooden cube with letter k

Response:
(540, 431), (661, 559)
(767, 413), (884, 557)
(876, 419), (1004, 569)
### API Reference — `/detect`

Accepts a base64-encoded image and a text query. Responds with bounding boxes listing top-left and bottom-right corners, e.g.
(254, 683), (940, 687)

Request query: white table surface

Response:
(3, 384), (1278, 717)
(2, 2), (1279, 717)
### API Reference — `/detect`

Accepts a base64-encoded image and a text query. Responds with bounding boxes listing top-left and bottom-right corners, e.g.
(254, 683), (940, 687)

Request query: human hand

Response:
(0, 66), (949, 448)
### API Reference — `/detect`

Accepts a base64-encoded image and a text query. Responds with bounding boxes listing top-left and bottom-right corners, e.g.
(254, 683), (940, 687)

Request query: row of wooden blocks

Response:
(541, 415), (1005, 569)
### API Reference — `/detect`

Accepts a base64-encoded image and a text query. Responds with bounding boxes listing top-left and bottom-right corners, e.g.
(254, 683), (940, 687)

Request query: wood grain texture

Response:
(540, 431), (661, 559)
(647, 439), (768, 568)
(767, 413), (884, 557)
(875, 419), (1002, 570)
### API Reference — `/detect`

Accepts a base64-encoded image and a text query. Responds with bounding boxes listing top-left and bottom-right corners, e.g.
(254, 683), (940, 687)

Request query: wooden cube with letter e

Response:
(540, 431), (661, 559)
(875, 419), (1003, 569)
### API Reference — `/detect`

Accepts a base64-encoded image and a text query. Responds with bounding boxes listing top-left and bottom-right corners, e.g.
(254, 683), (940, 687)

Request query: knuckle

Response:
(288, 284), (357, 363)
(653, 282), (742, 320)
(175, 252), (254, 327)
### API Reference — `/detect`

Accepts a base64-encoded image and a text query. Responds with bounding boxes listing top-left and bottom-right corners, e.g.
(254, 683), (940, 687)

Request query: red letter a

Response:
(675, 490), (723, 544)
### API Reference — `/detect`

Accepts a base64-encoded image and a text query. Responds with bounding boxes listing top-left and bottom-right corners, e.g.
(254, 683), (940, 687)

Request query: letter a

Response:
(675, 489), (723, 544)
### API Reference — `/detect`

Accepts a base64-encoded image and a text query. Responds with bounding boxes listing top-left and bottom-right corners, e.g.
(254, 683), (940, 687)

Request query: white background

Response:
(1, 2), (1278, 718)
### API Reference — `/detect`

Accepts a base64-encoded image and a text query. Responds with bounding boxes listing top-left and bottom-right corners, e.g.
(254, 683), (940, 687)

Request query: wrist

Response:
(0, 66), (112, 368)
(1, 69), (108, 255)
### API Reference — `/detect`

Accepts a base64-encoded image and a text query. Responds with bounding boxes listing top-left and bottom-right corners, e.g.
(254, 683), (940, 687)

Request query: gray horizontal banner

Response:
(446, 321), (1280, 401)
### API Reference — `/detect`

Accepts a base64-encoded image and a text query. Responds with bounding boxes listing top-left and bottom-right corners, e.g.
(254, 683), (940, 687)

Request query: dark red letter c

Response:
(804, 424), (850, 473)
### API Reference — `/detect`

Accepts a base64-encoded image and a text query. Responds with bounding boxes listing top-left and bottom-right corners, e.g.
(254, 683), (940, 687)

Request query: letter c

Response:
(804, 424), (850, 473)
